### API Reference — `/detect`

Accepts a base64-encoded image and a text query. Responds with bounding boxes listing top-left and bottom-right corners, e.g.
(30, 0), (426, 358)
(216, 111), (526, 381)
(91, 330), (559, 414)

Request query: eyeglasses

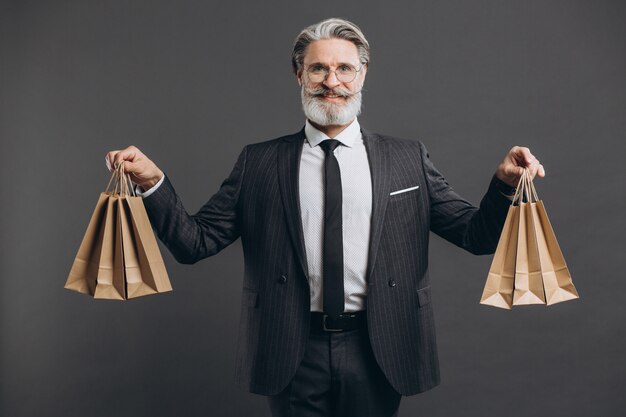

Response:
(304, 63), (363, 83)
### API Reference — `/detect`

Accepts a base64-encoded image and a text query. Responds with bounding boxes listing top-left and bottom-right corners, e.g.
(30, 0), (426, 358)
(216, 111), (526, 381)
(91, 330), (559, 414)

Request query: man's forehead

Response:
(303, 38), (360, 64)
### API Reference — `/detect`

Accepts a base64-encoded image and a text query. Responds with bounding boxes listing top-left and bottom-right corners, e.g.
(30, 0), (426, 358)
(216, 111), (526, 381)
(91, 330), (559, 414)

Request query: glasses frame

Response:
(303, 63), (365, 84)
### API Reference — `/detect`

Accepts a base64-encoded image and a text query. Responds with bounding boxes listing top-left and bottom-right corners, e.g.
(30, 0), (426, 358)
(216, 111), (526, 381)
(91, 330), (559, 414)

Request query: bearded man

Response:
(107, 18), (544, 417)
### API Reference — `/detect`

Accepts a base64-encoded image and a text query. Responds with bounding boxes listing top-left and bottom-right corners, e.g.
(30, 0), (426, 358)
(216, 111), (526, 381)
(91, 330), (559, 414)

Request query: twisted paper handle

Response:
(105, 162), (136, 197)
(512, 168), (540, 206)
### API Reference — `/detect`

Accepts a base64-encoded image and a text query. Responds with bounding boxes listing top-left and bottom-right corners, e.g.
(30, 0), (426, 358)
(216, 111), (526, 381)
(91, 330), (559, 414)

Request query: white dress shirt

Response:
(139, 118), (373, 312)
(300, 119), (372, 312)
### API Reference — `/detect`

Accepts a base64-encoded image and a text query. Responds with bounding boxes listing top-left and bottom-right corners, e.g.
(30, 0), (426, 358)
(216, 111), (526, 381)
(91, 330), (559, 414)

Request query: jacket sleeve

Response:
(142, 146), (247, 264)
(421, 142), (511, 255)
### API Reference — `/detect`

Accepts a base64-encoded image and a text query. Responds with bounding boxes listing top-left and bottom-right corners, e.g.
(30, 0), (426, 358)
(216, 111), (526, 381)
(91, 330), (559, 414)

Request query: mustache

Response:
(304, 85), (354, 98)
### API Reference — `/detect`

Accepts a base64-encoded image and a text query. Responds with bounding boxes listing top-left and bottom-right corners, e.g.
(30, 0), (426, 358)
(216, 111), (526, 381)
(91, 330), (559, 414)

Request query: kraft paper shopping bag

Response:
(480, 205), (519, 309)
(126, 196), (172, 295)
(529, 190), (579, 305)
(92, 196), (125, 300)
(512, 199), (546, 306)
(66, 162), (172, 300)
(480, 169), (578, 309)
(65, 193), (109, 295)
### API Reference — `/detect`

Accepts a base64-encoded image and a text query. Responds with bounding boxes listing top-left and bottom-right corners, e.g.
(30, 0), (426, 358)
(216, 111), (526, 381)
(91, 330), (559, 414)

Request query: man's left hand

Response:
(496, 146), (546, 187)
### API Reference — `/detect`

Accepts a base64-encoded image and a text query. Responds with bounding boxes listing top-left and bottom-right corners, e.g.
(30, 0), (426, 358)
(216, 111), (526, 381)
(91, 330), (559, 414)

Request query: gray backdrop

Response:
(1, 1), (625, 416)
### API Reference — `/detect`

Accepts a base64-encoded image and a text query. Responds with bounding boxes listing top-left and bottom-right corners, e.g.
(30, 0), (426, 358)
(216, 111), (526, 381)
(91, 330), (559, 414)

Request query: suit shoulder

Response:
(244, 130), (304, 152)
(369, 132), (429, 155)
(237, 130), (304, 171)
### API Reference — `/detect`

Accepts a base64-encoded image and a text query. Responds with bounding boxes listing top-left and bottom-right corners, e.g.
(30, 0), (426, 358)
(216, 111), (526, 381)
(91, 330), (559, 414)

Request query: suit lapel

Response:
(362, 129), (391, 282)
(277, 129), (309, 280)
(277, 127), (390, 283)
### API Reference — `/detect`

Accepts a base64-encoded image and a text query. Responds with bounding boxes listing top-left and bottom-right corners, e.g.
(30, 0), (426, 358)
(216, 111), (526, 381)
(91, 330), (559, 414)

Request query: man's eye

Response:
(310, 65), (326, 73)
(338, 65), (353, 73)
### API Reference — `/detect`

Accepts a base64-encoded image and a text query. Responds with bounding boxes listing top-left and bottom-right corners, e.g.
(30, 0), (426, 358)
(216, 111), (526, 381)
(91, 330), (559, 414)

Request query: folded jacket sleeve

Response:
(141, 146), (248, 264)
(421, 141), (511, 255)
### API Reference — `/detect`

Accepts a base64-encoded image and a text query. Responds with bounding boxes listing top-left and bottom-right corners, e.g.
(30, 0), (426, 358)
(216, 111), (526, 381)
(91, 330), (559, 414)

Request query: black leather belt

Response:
(310, 311), (367, 333)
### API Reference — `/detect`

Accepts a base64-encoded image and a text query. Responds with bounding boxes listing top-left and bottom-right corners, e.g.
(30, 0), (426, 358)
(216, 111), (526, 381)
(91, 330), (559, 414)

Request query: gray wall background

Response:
(1, 1), (625, 416)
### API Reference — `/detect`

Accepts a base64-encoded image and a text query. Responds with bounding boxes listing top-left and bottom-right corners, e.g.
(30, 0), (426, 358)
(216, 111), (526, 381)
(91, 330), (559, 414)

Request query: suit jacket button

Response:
(388, 280), (396, 287)
(278, 275), (287, 284)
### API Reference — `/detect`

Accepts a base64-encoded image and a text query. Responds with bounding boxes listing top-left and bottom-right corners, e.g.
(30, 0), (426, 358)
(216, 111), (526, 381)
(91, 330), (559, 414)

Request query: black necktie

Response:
(319, 139), (344, 319)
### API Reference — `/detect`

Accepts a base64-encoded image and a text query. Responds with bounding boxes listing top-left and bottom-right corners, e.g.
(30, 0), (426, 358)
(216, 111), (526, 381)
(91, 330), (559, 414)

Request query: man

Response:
(107, 18), (544, 417)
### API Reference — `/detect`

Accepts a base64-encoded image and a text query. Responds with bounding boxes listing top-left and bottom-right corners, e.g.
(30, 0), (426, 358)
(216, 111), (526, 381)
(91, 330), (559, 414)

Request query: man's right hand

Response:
(105, 146), (164, 191)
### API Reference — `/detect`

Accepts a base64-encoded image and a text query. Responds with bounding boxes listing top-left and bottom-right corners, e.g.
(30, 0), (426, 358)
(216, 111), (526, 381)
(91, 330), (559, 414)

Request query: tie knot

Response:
(319, 139), (341, 155)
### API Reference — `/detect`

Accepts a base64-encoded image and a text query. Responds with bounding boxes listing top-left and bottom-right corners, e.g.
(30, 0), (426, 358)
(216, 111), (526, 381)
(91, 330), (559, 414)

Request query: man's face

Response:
(298, 38), (367, 126)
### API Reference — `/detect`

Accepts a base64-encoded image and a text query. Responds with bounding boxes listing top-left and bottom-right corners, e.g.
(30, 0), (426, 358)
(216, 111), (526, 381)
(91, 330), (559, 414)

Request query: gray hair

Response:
(291, 18), (370, 75)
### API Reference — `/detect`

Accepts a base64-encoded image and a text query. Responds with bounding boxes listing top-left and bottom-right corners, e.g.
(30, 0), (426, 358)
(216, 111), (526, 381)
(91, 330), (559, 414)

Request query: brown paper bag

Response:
(479, 205), (519, 309)
(512, 172), (545, 305)
(480, 169), (578, 309)
(126, 195), (172, 295)
(512, 199), (546, 305)
(528, 191), (579, 305)
(119, 196), (161, 298)
(91, 195), (126, 300)
(65, 193), (109, 295)
(65, 163), (172, 300)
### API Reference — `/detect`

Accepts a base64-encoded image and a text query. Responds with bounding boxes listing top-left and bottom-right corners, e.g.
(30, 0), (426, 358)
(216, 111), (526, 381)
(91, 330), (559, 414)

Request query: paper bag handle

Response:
(512, 168), (540, 206)
(105, 162), (136, 197)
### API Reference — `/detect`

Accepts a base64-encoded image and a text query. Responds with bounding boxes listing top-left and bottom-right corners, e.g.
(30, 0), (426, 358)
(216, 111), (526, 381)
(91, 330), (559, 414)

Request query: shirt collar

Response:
(304, 118), (361, 149)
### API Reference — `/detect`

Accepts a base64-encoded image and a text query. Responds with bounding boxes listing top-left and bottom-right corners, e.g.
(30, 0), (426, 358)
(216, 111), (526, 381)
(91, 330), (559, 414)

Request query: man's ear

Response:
(296, 70), (303, 86)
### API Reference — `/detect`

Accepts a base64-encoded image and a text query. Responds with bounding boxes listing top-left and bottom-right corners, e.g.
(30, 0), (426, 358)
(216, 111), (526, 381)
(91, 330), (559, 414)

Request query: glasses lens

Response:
(307, 65), (327, 83)
(336, 65), (357, 82)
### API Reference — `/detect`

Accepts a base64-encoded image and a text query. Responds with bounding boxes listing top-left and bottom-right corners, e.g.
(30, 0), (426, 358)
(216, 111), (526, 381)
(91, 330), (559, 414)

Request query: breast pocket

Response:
(389, 185), (420, 203)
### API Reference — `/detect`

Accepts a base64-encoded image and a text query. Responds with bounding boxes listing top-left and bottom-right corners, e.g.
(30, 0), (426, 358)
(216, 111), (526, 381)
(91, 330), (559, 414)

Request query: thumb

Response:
(119, 160), (142, 176)
(506, 165), (525, 177)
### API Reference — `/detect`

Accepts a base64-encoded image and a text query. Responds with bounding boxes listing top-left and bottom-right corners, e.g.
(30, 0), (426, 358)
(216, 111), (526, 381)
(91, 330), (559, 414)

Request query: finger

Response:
(528, 159), (547, 180)
(521, 148), (536, 167)
(526, 158), (537, 178)
(113, 146), (141, 168)
(122, 160), (141, 175)
(511, 146), (536, 167)
(537, 163), (546, 178)
(105, 151), (119, 171)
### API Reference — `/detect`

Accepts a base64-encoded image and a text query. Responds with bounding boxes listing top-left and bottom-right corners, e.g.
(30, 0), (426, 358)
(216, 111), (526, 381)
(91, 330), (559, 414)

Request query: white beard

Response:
(301, 85), (362, 126)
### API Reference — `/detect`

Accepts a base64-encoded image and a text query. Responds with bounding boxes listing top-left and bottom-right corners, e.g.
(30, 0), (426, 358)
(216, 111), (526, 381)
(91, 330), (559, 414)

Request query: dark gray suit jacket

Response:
(143, 128), (510, 396)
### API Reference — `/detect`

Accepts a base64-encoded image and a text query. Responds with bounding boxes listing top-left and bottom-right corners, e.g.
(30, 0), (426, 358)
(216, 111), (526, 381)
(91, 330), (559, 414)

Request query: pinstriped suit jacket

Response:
(143, 128), (510, 396)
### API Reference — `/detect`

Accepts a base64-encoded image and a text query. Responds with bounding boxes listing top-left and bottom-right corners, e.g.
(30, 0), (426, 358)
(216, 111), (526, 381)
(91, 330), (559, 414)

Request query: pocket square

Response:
(390, 185), (419, 196)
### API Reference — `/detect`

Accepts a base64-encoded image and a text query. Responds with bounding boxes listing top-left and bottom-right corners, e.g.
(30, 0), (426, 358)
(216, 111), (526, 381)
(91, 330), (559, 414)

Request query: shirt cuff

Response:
(135, 175), (165, 198)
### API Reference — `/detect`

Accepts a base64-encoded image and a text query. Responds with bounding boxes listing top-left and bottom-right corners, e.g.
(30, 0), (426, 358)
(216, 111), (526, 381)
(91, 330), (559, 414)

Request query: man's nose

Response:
(323, 70), (341, 89)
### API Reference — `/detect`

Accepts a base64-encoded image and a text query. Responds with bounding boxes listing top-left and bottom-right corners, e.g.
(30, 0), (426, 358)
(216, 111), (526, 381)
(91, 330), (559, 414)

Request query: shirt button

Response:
(388, 280), (397, 287)
(278, 275), (288, 284)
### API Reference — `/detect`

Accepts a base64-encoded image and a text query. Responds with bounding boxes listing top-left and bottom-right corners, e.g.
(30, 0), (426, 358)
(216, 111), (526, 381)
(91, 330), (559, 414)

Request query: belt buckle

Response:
(322, 314), (343, 332)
